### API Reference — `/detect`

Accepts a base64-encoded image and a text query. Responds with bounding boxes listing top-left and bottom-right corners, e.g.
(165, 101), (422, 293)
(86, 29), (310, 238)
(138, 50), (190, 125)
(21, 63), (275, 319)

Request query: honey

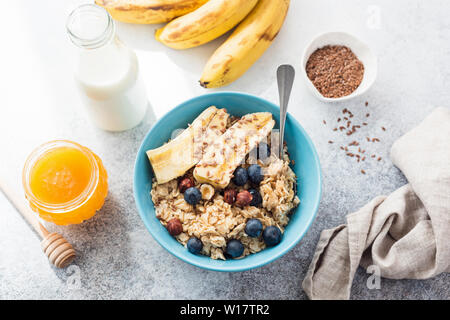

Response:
(23, 140), (108, 225)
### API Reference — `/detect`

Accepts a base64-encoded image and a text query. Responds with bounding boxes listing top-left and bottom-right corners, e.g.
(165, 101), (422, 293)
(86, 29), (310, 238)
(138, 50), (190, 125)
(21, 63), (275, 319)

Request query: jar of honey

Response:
(22, 140), (108, 225)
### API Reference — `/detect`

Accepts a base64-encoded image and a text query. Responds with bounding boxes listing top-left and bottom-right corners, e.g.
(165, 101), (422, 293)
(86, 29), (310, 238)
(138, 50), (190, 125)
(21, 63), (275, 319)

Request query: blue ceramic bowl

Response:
(133, 92), (322, 272)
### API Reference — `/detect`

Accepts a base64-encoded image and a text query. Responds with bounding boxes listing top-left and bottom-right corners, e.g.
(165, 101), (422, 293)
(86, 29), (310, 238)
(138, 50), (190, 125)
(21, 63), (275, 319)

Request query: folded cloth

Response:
(302, 107), (450, 300)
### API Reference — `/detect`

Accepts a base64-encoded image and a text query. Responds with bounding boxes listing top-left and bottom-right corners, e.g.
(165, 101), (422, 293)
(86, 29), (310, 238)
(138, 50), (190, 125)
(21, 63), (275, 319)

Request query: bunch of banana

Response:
(95, 0), (209, 24)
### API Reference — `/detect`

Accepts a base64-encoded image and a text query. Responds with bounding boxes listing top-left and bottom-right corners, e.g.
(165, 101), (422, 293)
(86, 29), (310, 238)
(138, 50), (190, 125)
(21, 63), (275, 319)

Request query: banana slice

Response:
(194, 112), (275, 188)
(147, 106), (227, 184)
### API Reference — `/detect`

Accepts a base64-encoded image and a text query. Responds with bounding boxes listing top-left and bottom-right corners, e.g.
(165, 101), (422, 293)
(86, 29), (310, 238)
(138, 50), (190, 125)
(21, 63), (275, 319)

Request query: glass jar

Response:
(66, 4), (148, 131)
(22, 140), (108, 225)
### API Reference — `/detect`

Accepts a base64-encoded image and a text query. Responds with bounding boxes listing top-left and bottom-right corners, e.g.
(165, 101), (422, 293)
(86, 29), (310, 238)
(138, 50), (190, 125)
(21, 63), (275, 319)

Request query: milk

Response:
(68, 4), (148, 131)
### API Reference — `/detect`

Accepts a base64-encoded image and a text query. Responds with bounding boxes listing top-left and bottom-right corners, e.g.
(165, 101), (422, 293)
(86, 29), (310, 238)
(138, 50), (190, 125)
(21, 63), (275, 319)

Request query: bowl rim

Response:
(133, 91), (322, 272)
(300, 31), (378, 103)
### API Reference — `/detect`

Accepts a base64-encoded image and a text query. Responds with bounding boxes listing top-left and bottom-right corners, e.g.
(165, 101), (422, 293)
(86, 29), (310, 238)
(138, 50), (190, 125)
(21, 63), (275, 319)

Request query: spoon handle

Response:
(277, 64), (295, 157)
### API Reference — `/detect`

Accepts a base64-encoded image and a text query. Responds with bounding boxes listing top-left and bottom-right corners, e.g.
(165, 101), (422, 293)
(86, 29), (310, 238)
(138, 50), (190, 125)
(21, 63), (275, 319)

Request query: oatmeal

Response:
(147, 108), (300, 260)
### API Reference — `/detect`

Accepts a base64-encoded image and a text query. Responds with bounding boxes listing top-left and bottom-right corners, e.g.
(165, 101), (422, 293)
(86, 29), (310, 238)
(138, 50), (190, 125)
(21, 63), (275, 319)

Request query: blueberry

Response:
(232, 166), (248, 186)
(248, 164), (263, 184)
(225, 239), (244, 258)
(245, 218), (263, 237)
(248, 188), (262, 207)
(258, 142), (271, 160)
(187, 237), (203, 254)
(263, 226), (282, 246)
(184, 187), (202, 205)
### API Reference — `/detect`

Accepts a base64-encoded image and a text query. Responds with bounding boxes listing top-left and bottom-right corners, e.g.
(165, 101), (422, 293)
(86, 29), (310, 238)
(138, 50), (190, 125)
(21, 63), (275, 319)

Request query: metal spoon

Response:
(277, 64), (295, 157)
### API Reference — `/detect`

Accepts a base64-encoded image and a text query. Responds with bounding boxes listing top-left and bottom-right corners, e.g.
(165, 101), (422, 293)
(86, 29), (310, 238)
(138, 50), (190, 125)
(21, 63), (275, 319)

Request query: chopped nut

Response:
(179, 177), (194, 193)
(235, 190), (252, 207)
(223, 188), (237, 204)
(200, 184), (215, 200)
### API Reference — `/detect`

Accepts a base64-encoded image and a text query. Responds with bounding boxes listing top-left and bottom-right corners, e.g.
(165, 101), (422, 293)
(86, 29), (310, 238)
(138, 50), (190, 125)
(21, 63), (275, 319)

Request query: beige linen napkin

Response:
(302, 107), (450, 300)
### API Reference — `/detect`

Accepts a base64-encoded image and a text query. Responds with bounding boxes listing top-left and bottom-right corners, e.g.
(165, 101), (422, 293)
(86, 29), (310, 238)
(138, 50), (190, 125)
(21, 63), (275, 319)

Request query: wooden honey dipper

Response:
(0, 176), (76, 268)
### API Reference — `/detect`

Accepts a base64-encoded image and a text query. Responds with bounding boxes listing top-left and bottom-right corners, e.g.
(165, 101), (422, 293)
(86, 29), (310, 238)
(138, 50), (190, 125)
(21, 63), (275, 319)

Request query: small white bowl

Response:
(301, 31), (377, 102)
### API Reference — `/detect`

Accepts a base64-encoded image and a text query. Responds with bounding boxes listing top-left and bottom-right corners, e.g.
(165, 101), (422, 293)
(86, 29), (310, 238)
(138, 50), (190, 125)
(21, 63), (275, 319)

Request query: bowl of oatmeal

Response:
(134, 92), (322, 271)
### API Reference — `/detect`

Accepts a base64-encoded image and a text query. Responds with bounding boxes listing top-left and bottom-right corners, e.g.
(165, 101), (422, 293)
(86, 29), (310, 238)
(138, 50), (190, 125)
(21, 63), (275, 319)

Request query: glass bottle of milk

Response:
(66, 4), (148, 131)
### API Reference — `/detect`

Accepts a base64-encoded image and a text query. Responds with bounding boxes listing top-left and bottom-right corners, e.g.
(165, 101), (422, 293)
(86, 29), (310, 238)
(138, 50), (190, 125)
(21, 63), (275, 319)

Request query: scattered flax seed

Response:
(323, 101), (383, 172)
